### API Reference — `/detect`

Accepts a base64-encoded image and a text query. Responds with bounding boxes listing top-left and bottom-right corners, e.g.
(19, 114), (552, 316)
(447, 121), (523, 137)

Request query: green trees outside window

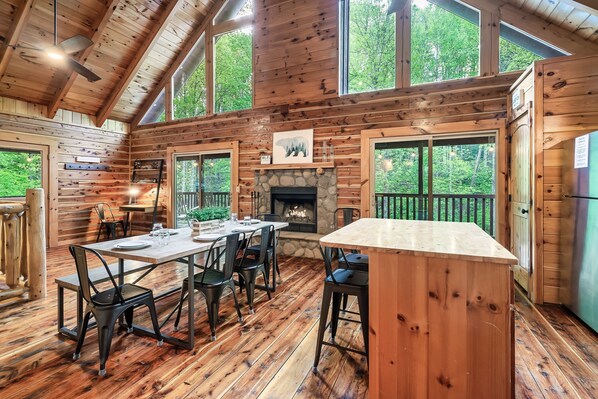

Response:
(215, 29), (253, 113)
(0, 150), (42, 197)
(173, 36), (207, 120)
(411, 0), (479, 85)
(346, 0), (396, 94)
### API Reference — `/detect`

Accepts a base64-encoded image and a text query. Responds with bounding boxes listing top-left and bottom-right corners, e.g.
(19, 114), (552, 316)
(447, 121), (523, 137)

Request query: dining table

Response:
(82, 220), (288, 349)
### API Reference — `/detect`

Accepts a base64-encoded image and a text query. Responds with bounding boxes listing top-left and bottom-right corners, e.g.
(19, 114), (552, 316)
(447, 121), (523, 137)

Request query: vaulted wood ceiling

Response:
(0, 0), (596, 124)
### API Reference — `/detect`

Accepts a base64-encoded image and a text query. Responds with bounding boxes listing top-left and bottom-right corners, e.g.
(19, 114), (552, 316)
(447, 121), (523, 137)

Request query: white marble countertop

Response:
(320, 218), (518, 264)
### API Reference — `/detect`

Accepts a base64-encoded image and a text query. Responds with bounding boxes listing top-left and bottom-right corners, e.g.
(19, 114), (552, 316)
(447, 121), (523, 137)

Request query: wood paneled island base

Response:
(320, 219), (518, 399)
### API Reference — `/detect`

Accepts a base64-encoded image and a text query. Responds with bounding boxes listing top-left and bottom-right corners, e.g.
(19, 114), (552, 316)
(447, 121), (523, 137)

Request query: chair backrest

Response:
(318, 245), (338, 284)
(200, 232), (241, 283)
(333, 208), (360, 230)
(94, 203), (115, 222)
(239, 225), (272, 266)
(69, 245), (125, 306)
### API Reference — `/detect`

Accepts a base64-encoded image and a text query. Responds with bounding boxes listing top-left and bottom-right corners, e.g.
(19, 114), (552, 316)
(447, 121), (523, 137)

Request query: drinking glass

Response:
(243, 216), (251, 226)
(231, 213), (238, 224)
(157, 229), (170, 246)
(151, 223), (163, 241)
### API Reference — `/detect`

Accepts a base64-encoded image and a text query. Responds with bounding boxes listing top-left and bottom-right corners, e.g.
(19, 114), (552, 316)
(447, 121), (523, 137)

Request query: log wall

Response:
(0, 97), (130, 245)
(131, 73), (519, 223)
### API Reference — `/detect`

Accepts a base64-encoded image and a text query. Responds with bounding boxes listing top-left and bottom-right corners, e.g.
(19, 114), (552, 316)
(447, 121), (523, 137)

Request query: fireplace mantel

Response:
(253, 161), (334, 172)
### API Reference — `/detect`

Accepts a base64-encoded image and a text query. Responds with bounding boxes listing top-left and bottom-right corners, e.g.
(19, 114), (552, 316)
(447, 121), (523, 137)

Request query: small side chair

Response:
(94, 202), (125, 242)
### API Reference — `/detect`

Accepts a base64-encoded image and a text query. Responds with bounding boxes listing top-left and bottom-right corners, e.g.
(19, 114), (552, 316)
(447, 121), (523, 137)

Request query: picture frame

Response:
(272, 129), (314, 164)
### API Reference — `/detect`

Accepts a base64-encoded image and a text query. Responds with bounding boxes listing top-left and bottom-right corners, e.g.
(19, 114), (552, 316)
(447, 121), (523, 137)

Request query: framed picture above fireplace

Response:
(272, 129), (313, 164)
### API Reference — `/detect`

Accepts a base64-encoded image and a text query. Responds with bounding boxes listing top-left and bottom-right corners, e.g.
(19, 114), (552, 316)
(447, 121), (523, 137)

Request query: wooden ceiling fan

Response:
(0, 0), (100, 82)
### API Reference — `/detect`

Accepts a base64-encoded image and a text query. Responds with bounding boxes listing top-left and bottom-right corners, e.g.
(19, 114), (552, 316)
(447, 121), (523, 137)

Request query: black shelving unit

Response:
(131, 159), (164, 225)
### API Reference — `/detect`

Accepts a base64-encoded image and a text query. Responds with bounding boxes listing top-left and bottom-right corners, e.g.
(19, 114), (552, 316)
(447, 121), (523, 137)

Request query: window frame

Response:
(338, 0), (567, 95)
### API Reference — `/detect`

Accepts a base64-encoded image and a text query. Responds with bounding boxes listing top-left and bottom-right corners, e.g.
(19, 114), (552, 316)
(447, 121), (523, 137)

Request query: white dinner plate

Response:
(250, 219), (262, 224)
(113, 240), (152, 250)
(149, 229), (179, 236)
(193, 234), (223, 241)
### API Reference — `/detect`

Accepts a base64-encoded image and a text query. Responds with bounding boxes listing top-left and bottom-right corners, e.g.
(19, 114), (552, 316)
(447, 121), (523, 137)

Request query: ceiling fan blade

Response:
(58, 35), (93, 54)
(66, 57), (101, 82)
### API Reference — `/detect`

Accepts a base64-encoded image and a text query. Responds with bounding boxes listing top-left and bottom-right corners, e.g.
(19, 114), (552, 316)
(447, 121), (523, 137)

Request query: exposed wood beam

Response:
(556, 0), (598, 16)
(132, 0), (228, 127)
(95, 0), (184, 128)
(462, 0), (598, 55)
(0, 0), (35, 80)
(46, 0), (121, 119)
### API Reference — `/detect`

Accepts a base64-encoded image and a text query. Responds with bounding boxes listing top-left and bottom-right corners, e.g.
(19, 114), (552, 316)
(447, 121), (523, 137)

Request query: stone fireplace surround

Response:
(254, 168), (337, 258)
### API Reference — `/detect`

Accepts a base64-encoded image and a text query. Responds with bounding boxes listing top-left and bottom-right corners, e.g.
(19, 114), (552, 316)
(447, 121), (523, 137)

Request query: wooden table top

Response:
(320, 218), (518, 265)
(119, 204), (164, 212)
(83, 221), (288, 264)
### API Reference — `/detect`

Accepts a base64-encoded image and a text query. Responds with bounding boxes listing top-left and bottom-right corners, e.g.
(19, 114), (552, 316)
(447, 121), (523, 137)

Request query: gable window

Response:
(339, 0), (396, 94)
(214, 28), (253, 113)
(173, 35), (207, 119)
(410, 0), (480, 85)
(499, 22), (567, 73)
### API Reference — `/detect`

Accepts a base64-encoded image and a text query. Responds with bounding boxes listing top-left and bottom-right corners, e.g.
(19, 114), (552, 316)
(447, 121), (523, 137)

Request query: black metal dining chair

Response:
(172, 232), (244, 341)
(313, 245), (368, 371)
(235, 225), (273, 314)
(245, 213), (282, 284)
(69, 245), (163, 376)
(94, 202), (125, 242)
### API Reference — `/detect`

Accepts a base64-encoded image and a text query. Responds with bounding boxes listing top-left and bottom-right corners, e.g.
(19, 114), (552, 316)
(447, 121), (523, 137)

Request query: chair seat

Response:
(326, 269), (368, 287)
(183, 269), (228, 287)
(246, 245), (273, 254)
(91, 283), (150, 306)
(234, 256), (263, 270)
(340, 252), (369, 272)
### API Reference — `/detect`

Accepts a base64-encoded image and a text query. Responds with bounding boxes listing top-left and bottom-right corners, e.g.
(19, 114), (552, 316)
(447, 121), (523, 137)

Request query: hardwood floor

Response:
(0, 246), (596, 398)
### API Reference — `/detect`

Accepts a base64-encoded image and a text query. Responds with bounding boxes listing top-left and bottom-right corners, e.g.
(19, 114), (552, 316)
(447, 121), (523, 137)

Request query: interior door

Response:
(509, 112), (532, 293)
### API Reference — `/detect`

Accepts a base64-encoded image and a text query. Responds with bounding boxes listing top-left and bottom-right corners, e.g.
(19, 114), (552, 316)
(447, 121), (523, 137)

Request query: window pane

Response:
(411, 0), (480, 85)
(347, 0), (396, 94)
(0, 149), (42, 198)
(499, 22), (566, 73)
(140, 88), (166, 124)
(173, 35), (207, 119)
(214, 0), (253, 25)
(215, 29), (253, 113)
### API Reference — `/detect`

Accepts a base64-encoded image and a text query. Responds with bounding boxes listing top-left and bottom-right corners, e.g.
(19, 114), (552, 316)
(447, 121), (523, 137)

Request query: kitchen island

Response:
(320, 218), (518, 399)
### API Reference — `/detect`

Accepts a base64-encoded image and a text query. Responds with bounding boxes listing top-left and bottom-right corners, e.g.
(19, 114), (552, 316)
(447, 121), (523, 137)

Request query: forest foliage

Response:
(0, 150), (42, 198)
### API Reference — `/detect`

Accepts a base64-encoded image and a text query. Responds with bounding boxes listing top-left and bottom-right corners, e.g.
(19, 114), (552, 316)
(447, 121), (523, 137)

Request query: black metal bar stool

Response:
(313, 246), (368, 372)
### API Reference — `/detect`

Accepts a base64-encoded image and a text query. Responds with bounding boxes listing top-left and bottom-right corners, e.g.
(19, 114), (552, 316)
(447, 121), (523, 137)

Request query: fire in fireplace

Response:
(271, 187), (317, 233)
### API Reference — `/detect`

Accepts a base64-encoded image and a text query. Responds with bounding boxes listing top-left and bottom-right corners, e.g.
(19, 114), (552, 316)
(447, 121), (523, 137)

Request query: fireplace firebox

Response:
(271, 187), (317, 233)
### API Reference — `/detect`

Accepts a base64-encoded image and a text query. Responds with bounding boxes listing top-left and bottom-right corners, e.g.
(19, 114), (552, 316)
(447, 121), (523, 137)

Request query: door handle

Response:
(521, 209), (528, 214)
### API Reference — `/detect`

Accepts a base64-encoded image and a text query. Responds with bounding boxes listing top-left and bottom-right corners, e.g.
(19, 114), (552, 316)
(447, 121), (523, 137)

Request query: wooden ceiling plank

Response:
(95, 0), (185, 128)
(131, 0), (227, 127)
(0, 0), (35, 80)
(46, 0), (121, 119)
(556, 0), (598, 17)
(463, 0), (598, 54)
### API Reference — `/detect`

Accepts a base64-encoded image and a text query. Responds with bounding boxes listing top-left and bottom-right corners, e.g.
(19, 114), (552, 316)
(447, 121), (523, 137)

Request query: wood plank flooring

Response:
(0, 246), (596, 398)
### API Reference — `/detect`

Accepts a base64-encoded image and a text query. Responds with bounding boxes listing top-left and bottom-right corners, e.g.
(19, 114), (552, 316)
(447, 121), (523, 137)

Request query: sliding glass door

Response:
(173, 151), (232, 228)
(373, 133), (496, 235)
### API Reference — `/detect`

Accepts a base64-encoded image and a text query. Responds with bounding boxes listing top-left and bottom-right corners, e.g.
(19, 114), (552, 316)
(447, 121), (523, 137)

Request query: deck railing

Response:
(176, 191), (231, 211)
(374, 193), (495, 236)
(0, 188), (47, 301)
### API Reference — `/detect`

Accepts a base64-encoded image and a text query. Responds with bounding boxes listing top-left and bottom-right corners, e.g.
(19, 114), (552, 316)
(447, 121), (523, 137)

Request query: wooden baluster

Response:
(20, 210), (28, 282)
(0, 215), (4, 274)
(4, 212), (21, 288)
(26, 188), (46, 300)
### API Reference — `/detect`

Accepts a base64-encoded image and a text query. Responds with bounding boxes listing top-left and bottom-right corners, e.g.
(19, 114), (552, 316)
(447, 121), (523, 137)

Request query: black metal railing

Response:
(374, 193), (495, 236)
(176, 191), (231, 211)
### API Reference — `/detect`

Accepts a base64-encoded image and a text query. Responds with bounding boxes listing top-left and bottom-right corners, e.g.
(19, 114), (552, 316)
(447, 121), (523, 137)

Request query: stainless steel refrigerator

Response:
(561, 131), (598, 333)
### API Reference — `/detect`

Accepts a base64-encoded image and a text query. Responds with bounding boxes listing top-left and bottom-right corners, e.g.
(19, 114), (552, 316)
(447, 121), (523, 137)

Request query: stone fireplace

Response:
(254, 167), (337, 258)
(271, 187), (317, 233)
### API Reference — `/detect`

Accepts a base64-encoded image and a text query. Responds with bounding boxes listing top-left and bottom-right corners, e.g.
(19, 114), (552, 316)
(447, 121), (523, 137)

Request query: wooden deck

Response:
(0, 246), (596, 398)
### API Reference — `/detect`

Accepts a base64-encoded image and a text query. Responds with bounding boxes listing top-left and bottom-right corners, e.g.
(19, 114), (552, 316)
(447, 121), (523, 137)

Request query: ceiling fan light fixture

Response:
(46, 48), (65, 60)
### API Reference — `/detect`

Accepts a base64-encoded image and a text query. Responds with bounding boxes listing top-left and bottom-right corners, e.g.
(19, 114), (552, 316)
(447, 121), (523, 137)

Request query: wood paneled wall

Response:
(253, 0), (339, 107)
(0, 97), (130, 245)
(533, 54), (598, 304)
(131, 73), (518, 224)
